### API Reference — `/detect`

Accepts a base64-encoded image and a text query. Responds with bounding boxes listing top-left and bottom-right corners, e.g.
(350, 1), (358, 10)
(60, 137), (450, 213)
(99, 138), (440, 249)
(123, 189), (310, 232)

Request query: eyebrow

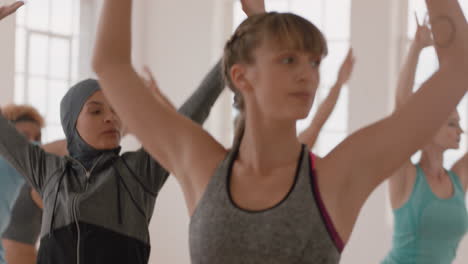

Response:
(86, 101), (103, 106)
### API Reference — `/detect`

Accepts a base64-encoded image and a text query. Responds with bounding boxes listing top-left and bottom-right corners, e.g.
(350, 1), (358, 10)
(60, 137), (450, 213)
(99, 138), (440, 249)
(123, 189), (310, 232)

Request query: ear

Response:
(230, 63), (252, 93)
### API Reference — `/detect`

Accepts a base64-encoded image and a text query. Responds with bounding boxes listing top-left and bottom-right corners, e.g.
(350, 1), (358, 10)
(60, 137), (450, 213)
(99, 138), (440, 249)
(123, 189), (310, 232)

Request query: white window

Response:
(232, 0), (351, 157)
(15, 0), (80, 142)
(406, 0), (468, 169)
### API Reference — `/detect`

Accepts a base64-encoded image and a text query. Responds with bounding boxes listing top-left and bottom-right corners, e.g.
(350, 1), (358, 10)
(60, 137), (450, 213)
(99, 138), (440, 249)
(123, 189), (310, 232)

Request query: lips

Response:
(102, 129), (119, 135)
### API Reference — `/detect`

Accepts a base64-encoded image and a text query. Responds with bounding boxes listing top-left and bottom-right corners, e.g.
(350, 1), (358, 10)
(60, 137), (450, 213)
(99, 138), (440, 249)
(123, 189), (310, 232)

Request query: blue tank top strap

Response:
(412, 164), (424, 191)
(447, 170), (464, 193)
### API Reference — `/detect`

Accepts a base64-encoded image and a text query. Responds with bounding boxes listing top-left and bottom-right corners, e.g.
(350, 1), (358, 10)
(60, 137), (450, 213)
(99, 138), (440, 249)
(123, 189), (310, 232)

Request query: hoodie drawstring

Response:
(115, 172), (123, 225)
(112, 163), (149, 225)
(49, 164), (68, 236)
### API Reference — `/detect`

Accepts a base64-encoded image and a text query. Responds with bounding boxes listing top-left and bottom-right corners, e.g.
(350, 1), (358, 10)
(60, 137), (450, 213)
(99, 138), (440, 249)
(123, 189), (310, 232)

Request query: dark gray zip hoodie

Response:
(0, 61), (225, 264)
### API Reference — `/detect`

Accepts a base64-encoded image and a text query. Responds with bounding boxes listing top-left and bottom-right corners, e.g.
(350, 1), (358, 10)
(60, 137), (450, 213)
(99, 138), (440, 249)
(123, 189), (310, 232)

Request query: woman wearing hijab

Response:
(0, 60), (225, 263)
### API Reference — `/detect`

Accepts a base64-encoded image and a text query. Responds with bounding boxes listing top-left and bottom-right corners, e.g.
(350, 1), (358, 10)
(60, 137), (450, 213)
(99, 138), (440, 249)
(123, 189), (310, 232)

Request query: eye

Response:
(310, 59), (321, 68)
(89, 108), (102, 115)
(281, 56), (295, 64)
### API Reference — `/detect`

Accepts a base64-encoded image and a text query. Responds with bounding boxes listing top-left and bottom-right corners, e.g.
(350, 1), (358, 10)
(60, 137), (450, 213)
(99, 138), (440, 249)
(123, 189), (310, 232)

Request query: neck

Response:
(419, 144), (446, 177)
(238, 110), (302, 174)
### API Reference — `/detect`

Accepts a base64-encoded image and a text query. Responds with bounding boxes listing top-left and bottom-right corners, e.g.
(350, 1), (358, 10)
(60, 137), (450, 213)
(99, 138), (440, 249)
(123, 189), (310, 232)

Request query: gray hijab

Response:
(60, 79), (120, 170)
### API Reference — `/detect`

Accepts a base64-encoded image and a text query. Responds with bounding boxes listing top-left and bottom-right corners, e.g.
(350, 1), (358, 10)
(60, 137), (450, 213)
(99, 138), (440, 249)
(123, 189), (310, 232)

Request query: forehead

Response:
(254, 39), (321, 59)
(84, 91), (109, 106)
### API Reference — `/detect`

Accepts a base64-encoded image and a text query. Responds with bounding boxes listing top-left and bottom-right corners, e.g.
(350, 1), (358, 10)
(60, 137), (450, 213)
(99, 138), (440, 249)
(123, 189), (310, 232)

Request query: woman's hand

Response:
(413, 13), (434, 50)
(0, 1), (24, 21)
(336, 48), (355, 85)
(241, 0), (266, 17)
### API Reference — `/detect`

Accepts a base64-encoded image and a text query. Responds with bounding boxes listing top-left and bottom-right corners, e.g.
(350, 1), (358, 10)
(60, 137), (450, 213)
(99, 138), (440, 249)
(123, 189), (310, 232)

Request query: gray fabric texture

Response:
(2, 184), (42, 245)
(189, 144), (341, 264)
(0, 60), (225, 244)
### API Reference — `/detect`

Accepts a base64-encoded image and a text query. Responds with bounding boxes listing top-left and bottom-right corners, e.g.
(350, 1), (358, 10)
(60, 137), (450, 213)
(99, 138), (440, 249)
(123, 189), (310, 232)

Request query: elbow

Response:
(92, 54), (108, 77)
(394, 96), (405, 110)
(92, 55), (132, 78)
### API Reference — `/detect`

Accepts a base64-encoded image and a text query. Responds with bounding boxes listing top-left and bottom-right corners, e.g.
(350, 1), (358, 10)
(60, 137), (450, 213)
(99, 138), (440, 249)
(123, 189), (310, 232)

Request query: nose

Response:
(104, 110), (119, 124)
(297, 59), (318, 83)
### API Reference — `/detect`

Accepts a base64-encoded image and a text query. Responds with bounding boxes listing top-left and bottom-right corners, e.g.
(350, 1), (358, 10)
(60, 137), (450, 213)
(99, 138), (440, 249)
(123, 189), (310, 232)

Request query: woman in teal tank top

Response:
(384, 15), (468, 264)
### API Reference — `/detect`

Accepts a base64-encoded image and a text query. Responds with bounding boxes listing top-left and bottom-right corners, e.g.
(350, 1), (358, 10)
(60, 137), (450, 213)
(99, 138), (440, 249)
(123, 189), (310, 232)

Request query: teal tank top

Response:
(382, 165), (468, 264)
(0, 157), (25, 264)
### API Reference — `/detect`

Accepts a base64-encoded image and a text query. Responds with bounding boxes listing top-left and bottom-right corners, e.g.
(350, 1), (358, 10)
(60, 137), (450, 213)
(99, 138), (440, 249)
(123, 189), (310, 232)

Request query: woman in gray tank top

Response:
(93, 0), (468, 262)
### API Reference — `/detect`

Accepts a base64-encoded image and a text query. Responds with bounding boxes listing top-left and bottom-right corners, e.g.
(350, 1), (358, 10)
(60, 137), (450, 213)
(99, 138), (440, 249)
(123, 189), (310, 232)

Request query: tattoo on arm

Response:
(431, 15), (456, 48)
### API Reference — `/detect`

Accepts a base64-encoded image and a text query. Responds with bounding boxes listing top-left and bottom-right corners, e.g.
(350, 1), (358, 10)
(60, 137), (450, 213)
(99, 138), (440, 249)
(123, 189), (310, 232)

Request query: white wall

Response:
(0, 11), (15, 105)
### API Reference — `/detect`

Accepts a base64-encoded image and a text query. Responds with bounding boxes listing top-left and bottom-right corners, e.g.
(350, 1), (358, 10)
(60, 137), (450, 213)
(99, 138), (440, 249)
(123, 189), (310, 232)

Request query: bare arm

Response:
(241, 0), (265, 16)
(396, 14), (433, 109)
(299, 48), (355, 148)
(141, 67), (176, 111)
(316, 0), (468, 241)
(389, 14), (434, 207)
(42, 139), (68, 156)
(3, 240), (37, 264)
(93, 0), (226, 213)
(0, 1), (23, 21)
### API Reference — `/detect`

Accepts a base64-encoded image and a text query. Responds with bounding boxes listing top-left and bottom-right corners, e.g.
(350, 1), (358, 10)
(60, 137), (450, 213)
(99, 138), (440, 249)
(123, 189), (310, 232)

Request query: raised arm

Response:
(93, 0), (226, 213)
(316, 0), (468, 241)
(177, 61), (225, 125)
(140, 67), (176, 111)
(299, 48), (355, 149)
(388, 15), (434, 206)
(0, 112), (64, 193)
(0, 1), (23, 21)
(395, 14), (433, 108)
(240, 0), (266, 16)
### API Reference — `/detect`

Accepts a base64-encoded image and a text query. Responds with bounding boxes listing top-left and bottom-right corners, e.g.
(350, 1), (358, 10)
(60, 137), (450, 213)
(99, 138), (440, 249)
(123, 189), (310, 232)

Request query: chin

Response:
(296, 111), (311, 120)
(448, 144), (460, 150)
(100, 141), (121, 150)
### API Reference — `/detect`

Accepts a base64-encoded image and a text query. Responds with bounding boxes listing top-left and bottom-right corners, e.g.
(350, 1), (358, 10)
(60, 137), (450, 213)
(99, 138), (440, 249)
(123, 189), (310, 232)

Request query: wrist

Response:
(335, 79), (346, 86)
(245, 8), (265, 17)
(410, 41), (425, 52)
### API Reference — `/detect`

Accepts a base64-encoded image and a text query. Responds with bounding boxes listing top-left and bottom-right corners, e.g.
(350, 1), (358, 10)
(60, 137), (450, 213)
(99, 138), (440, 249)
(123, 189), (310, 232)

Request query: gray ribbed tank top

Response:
(189, 145), (341, 264)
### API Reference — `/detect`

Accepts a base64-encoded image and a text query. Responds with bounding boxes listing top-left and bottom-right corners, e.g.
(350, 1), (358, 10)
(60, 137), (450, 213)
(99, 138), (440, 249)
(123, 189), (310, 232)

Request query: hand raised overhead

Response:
(0, 1), (24, 21)
(337, 48), (356, 85)
(240, 0), (266, 17)
(414, 13), (434, 49)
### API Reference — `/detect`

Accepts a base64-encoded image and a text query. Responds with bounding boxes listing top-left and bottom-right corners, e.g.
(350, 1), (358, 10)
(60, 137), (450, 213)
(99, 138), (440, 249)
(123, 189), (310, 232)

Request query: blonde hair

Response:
(223, 12), (328, 144)
(2, 104), (45, 128)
